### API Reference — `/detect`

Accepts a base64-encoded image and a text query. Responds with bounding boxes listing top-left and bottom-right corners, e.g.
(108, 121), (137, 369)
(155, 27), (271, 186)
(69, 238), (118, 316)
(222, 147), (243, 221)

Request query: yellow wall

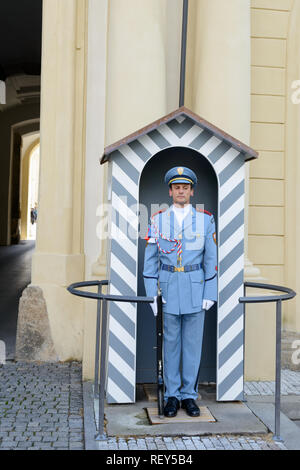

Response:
(249, 0), (300, 333)
(249, 0), (292, 287)
(28, 0), (300, 381)
(285, 0), (300, 332)
(186, 0), (251, 143)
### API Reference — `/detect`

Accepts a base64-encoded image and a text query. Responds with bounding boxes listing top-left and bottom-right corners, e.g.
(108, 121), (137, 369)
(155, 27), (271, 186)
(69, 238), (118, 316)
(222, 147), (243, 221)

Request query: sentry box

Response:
(100, 106), (258, 404)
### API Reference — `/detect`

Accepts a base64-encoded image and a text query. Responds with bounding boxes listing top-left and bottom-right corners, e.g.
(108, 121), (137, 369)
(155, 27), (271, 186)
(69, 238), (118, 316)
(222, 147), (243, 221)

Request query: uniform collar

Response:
(163, 205), (196, 238)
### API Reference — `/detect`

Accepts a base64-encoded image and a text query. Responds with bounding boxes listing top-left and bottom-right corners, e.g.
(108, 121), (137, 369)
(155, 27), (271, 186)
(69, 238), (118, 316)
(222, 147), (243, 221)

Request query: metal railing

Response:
(67, 280), (154, 440)
(67, 279), (296, 443)
(239, 281), (296, 441)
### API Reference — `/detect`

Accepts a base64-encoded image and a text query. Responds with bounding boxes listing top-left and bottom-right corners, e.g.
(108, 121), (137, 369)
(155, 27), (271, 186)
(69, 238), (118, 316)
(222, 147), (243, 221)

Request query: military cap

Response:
(164, 166), (197, 187)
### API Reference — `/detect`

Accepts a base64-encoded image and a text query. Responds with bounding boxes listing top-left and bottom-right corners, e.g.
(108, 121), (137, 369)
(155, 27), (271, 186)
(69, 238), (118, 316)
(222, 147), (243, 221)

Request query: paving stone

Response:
(247, 439), (263, 450)
(52, 441), (69, 449)
(163, 437), (177, 450)
(209, 436), (225, 450)
(201, 437), (215, 450)
(136, 438), (147, 450)
(127, 438), (139, 450)
(182, 437), (196, 450)
(0, 362), (84, 451)
(69, 442), (84, 450)
(0, 441), (15, 448)
(17, 441), (33, 448)
(154, 437), (167, 450)
(145, 437), (157, 450)
(191, 436), (206, 450)
(173, 437), (186, 450)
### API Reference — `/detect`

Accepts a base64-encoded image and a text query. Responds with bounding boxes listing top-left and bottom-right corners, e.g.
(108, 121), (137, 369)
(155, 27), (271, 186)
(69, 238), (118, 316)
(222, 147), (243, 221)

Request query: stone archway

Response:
(20, 137), (40, 241)
(0, 104), (40, 246)
(10, 120), (40, 245)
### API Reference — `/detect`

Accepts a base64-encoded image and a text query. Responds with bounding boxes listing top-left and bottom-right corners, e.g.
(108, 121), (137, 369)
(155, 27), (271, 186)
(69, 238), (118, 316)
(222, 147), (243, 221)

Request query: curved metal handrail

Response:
(239, 281), (296, 303)
(67, 280), (154, 304)
(239, 281), (296, 442)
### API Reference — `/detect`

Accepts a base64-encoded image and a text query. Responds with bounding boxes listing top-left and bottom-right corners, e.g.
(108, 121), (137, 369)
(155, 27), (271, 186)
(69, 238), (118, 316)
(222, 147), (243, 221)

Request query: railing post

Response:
(239, 282), (296, 443)
(67, 281), (155, 441)
(95, 298), (108, 441)
(274, 299), (282, 441)
(94, 282), (102, 398)
(242, 282), (246, 402)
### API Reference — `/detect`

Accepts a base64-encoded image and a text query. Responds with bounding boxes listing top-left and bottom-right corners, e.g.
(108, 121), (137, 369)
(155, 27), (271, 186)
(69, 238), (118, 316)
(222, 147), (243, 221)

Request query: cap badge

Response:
(177, 167), (184, 175)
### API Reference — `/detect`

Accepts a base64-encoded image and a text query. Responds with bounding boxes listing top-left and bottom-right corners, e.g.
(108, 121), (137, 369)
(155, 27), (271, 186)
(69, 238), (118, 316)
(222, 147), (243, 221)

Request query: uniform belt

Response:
(161, 263), (201, 273)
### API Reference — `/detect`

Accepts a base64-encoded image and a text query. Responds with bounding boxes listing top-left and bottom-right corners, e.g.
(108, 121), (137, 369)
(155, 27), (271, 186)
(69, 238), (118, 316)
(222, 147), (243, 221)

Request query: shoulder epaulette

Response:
(196, 208), (212, 216)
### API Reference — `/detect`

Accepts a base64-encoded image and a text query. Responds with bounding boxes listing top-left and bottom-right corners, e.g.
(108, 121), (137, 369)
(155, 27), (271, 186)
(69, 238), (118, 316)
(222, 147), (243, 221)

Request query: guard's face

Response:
(169, 183), (194, 206)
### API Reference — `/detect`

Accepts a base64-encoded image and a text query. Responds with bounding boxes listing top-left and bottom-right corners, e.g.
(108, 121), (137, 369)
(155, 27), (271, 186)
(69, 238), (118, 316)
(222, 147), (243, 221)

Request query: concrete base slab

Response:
(104, 402), (267, 437)
(247, 394), (300, 420)
(246, 400), (300, 450)
(102, 385), (268, 437)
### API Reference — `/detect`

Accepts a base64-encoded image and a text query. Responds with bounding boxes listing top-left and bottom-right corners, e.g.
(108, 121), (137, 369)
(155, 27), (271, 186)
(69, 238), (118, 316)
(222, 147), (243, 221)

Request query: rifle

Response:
(156, 289), (164, 417)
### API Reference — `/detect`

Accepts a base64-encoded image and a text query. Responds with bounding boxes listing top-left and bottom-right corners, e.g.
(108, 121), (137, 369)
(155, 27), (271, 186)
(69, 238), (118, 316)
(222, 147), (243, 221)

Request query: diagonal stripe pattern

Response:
(106, 115), (246, 403)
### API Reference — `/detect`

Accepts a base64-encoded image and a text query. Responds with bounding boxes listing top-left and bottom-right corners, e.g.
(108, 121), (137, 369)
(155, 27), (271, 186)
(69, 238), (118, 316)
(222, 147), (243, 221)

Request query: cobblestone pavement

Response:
(0, 362), (84, 450)
(1, 362), (298, 450)
(245, 369), (300, 396)
(95, 434), (286, 451)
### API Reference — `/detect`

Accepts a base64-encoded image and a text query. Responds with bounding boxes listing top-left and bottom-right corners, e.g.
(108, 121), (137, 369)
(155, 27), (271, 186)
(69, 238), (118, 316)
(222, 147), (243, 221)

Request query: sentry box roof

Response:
(100, 106), (258, 164)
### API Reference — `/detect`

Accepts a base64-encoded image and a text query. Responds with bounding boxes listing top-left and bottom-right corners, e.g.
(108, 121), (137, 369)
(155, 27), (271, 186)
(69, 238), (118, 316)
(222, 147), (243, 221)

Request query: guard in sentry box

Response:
(143, 166), (217, 418)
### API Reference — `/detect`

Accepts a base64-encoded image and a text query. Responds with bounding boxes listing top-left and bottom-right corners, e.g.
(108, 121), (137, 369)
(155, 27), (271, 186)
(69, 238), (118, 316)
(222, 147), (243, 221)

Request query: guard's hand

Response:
(202, 299), (215, 311)
(150, 296), (166, 316)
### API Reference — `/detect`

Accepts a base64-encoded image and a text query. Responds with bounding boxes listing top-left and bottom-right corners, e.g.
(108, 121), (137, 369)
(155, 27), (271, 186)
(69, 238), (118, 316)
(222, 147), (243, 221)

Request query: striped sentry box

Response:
(101, 107), (258, 404)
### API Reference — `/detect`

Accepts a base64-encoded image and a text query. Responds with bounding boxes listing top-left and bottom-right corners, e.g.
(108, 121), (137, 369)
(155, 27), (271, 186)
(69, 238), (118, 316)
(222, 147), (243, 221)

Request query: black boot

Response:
(164, 397), (180, 417)
(181, 398), (200, 417)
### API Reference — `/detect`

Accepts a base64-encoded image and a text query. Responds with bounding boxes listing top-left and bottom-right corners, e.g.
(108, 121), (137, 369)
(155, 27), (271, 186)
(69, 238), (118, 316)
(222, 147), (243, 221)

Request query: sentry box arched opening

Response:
(137, 147), (218, 386)
(100, 106), (258, 404)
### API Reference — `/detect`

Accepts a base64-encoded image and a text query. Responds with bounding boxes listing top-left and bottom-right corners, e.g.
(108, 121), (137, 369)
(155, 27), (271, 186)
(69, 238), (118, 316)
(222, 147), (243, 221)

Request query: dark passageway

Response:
(0, 241), (35, 359)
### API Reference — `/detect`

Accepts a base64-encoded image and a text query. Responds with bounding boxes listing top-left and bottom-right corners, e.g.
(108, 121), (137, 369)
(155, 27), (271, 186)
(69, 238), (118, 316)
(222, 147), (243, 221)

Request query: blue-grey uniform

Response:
(143, 166), (217, 401)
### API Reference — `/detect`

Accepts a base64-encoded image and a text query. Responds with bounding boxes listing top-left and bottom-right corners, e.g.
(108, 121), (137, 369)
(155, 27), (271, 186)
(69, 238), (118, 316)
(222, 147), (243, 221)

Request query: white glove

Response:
(150, 296), (166, 316)
(202, 299), (215, 311)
